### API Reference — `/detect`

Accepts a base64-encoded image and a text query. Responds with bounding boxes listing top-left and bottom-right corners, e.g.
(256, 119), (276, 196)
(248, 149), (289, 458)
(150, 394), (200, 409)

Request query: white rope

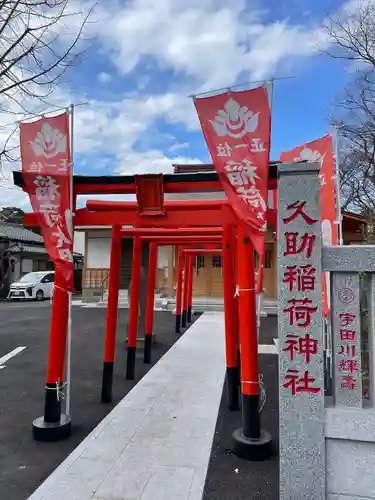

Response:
(259, 374), (266, 412)
(241, 374), (267, 412)
(45, 379), (67, 402)
(52, 283), (70, 294)
(234, 285), (255, 297)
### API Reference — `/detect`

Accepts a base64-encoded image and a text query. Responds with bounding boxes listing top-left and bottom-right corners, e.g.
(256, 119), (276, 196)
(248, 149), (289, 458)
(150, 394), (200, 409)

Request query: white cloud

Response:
(97, 72), (112, 83)
(137, 75), (150, 90)
(75, 151), (203, 211)
(0, 84), (81, 208)
(0, 183), (29, 208)
(96, 0), (326, 91)
(69, 93), (200, 165)
(0, 89), (201, 207)
(169, 142), (189, 152)
(117, 150), (203, 175)
(0, 0), (360, 210)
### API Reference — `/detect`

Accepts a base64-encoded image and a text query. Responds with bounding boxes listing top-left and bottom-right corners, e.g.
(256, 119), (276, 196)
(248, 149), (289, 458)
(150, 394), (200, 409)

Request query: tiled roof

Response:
(172, 163), (217, 174)
(0, 222), (44, 244)
(172, 161), (279, 174)
(8, 244), (47, 254)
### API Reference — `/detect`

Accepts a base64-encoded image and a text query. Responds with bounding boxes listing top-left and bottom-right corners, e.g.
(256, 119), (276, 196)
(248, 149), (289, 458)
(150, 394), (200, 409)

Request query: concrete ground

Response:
(0, 301), (186, 500)
(19, 312), (280, 500)
(27, 312), (226, 500)
(202, 316), (279, 500)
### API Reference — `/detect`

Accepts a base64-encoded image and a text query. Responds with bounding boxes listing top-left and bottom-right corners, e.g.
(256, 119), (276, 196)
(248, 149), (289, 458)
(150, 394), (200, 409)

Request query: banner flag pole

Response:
(256, 77), (275, 339)
(333, 125), (343, 245)
(189, 75), (295, 99)
(65, 103), (74, 418)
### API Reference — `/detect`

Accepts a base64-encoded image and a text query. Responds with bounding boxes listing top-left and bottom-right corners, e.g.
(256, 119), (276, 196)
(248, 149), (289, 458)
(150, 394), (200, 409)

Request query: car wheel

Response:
(36, 290), (44, 301)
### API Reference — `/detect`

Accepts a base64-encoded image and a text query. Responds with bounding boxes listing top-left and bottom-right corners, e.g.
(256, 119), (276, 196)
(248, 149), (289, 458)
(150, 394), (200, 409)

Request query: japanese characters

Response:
(281, 199), (321, 397)
(332, 274), (362, 406)
(338, 312), (358, 390)
(20, 113), (73, 291)
(194, 87), (270, 257)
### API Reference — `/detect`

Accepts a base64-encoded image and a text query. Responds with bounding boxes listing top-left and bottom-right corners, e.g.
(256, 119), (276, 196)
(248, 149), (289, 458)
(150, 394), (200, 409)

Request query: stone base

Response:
(232, 428), (273, 461)
(33, 414), (71, 442)
(82, 288), (102, 303)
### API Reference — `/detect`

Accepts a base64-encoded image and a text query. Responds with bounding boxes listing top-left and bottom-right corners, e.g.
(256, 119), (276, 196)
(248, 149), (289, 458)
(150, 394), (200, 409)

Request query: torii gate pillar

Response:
(232, 226), (272, 460)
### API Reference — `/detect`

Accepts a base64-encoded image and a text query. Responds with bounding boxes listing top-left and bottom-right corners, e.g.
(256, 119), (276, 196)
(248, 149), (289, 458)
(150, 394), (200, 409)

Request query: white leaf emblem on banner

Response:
(210, 98), (259, 138)
(30, 123), (67, 158)
(295, 147), (324, 165)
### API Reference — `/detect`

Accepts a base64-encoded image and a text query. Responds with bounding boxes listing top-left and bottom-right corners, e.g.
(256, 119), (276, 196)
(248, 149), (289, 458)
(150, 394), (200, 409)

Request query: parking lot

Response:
(0, 301), (182, 500)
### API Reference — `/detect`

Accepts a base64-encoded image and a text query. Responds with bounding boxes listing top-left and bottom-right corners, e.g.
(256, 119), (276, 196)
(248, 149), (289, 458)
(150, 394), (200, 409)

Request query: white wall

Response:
(157, 246), (170, 268)
(21, 258), (33, 273)
(164, 192), (226, 201)
(86, 230), (111, 269)
(13, 260), (21, 281)
(74, 232), (85, 255)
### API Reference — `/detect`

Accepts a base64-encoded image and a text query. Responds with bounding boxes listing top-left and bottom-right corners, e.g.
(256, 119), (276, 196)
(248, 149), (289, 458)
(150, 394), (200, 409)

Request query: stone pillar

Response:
(332, 272), (362, 407)
(278, 162), (325, 500)
(369, 275), (375, 404)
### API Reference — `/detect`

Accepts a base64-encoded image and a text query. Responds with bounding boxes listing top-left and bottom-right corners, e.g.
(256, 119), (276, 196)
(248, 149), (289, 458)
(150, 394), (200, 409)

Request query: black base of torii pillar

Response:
(33, 414), (71, 442)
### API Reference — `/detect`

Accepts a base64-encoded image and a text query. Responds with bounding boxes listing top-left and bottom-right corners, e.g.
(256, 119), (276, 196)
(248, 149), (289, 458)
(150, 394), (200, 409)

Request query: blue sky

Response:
(0, 0), (364, 207)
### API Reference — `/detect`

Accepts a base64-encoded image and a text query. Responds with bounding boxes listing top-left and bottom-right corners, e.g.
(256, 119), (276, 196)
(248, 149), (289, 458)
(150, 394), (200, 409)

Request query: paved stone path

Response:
(28, 312), (226, 500)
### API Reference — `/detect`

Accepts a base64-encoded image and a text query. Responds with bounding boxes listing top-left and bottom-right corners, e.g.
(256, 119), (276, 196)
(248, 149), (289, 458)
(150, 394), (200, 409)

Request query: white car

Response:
(8, 271), (55, 301)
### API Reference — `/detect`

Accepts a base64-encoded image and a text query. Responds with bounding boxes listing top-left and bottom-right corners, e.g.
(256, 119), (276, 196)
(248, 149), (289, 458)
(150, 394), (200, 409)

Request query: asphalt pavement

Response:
(0, 301), (185, 500)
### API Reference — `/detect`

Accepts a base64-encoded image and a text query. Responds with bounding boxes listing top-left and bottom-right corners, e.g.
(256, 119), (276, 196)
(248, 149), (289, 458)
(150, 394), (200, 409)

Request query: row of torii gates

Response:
(15, 166), (278, 460)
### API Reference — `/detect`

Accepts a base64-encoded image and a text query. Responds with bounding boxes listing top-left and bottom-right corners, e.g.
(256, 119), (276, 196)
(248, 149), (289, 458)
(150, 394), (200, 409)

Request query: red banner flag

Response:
(194, 87), (271, 256)
(20, 113), (74, 291)
(280, 134), (338, 316)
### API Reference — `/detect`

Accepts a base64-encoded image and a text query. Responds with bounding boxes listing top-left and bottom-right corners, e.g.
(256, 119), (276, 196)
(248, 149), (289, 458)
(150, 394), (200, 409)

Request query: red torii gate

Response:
(139, 236), (223, 335)
(89, 201), (269, 460)
(13, 169), (276, 460)
(181, 248), (223, 324)
(118, 228), (225, 382)
(145, 245), (223, 363)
